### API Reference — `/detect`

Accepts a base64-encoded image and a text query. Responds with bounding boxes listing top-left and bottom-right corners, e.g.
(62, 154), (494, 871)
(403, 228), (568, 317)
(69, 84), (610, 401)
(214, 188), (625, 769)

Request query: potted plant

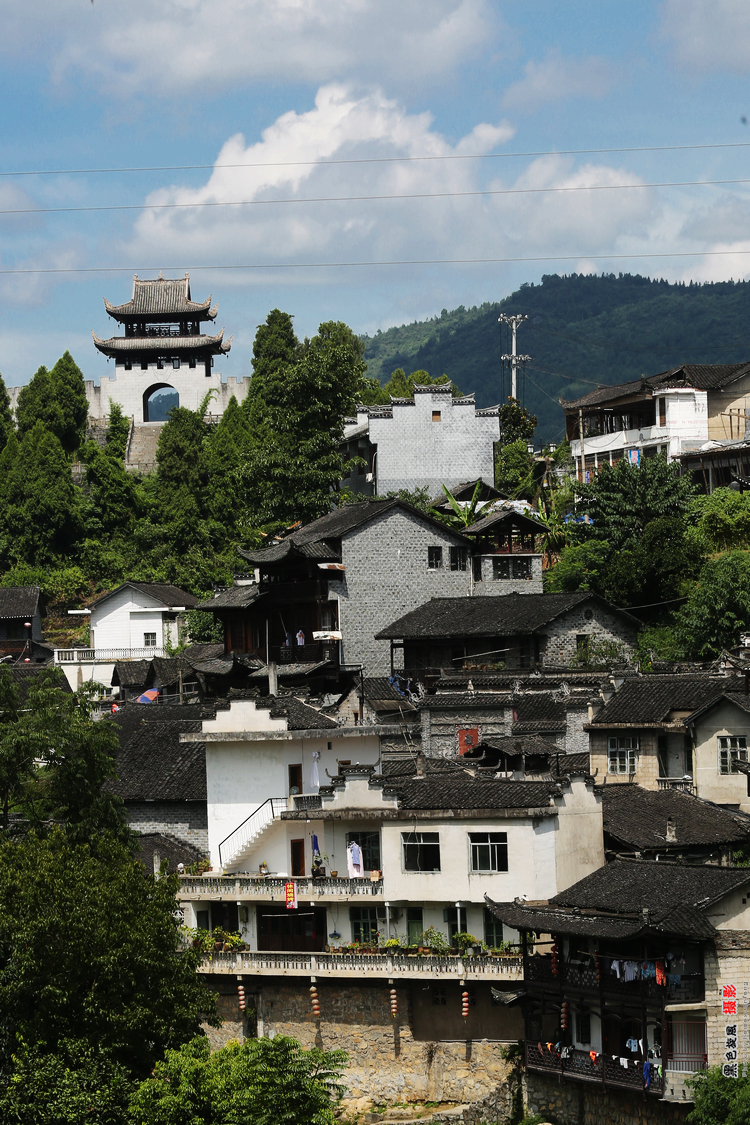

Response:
(330, 869), (339, 878)
(455, 932), (482, 957)
(382, 937), (400, 952)
(258, 861), (269, 875)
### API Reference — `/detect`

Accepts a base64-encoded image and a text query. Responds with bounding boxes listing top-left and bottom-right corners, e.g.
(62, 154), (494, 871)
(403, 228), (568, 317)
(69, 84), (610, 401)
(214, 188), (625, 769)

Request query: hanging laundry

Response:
(626, 1038), (639, 1053)
(643, 1060), (651, 1088)
(310, 751), (320, 791)
(611, 959), (621, 978)
(347, 841), (363, 877)
(589, 1051), (598, 1064)
(655, 960), (666, 986)
(642, 962), (656, 979)
(312, 833), (321, 858)
(620, 1058), (629, 1069)
(624, 961), (639, 982)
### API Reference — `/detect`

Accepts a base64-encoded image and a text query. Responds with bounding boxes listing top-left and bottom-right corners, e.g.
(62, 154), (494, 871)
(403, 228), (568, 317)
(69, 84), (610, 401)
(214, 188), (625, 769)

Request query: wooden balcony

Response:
(197, 948), (523, 981)
(526, 1042), (663, 1095)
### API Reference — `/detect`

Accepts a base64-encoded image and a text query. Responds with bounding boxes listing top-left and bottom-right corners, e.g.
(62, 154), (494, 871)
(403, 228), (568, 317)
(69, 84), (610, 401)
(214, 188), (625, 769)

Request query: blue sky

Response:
(2, 0), (750, 390)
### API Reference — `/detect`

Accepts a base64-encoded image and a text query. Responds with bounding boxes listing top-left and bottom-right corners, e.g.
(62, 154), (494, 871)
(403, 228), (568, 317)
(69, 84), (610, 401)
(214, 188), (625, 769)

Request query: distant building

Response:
(0, 586), (49, 662)
(562, 362), (750, 483)
(341, 383), (500, 497)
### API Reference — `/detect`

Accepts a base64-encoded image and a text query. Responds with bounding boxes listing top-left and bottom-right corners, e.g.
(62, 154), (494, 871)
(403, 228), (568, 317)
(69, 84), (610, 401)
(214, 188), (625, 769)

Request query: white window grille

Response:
(719, 736), (748, 775)
(608, 735), (638, 774)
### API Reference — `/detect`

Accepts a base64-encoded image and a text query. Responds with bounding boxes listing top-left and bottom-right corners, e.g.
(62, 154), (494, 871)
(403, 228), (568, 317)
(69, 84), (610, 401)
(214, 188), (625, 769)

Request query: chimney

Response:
(268, 661), (278, 696)
(588, 698), (603, 721)
(666, 818), (677, 843)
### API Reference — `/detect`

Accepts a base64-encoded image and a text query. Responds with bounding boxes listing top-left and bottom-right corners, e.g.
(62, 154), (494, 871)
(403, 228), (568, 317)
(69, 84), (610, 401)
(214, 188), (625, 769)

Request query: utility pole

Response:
(498, 313), (532, 400)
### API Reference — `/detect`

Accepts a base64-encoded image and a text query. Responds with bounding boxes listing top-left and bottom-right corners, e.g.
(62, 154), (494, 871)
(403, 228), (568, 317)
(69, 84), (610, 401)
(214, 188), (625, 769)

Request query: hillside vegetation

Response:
(361, 273), (750, 442)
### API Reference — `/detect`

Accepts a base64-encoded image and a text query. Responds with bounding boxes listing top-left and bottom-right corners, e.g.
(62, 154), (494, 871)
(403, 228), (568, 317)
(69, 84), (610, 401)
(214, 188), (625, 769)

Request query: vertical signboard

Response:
(285, 881), (297, 911)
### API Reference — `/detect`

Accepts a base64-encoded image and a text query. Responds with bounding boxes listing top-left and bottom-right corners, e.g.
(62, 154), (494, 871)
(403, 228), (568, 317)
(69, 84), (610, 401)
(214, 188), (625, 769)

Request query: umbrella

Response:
(137, 689), (160, 704)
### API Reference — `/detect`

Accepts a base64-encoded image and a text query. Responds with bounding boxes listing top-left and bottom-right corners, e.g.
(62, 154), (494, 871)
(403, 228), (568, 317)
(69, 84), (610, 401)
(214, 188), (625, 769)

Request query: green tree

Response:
(130, 1035), (348, 1125)
(0, 422), (82, 567)
(438, 480), (496, 528)
(49, 350), (89, 454)
(204, 395), (250, 529)
(573, 454), (696, 551)
(0, 831), (216, 1092)
(0, 667), (127, 842)
(686, 487), (750, 554)
(544, 540), (611, 593)
(0, 372), (13, 453)
(498, 396), (537, 446)
(494, 438), (535, 499)
(106, 401), (131, 460)
(687, 1064), (750, 1125)
(675, 550), (750, 659)
(15, 366), (64, 442)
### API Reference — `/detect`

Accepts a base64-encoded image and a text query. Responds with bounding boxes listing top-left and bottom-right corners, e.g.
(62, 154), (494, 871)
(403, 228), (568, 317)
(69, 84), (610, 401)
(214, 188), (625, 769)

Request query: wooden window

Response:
(290, 839), (305, 876)
(428, 546), (443, 569)
(432, 410), (441, 422)
(719, 736), (748, 775)
(288, 764), (303, 794)
(577, 1009), (591, 1044)
(143, 632), (157, 647)
(659, 397), (666, 426)
(407, 907), (423, 945)
(349, 906), (379, 944)
(450, 546), (468, 571)
(484, 907), (503, 948)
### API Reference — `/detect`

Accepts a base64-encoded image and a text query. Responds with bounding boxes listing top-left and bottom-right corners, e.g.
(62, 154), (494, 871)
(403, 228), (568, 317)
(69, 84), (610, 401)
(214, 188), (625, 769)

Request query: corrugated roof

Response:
(375, 592), (628, 640)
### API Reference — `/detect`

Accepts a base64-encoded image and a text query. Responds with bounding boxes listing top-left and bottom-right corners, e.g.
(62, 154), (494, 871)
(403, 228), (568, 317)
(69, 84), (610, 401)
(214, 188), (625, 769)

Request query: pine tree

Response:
(49, 351), (89, 455)
(15, 366), (65, 441)
(205, 395), (249, 528)
(2, 422), (82, 566)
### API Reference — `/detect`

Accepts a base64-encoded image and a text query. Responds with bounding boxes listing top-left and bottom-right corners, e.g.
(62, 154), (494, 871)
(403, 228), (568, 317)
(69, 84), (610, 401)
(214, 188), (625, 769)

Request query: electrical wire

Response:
(6, 248), (750, 276)
(7, 176), (750, 218)
(4, 139), (750, 178)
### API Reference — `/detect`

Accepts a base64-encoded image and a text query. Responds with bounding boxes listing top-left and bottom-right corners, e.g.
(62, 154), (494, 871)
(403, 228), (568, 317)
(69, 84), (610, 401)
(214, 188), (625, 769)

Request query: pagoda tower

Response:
(93, 273), (232, 376)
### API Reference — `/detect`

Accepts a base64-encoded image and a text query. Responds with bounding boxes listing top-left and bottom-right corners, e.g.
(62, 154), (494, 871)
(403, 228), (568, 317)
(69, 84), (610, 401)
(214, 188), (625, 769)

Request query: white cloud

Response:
(501, 49), (616, 113)
(0, 0), (496, 97)
(661, 0), (750, 73)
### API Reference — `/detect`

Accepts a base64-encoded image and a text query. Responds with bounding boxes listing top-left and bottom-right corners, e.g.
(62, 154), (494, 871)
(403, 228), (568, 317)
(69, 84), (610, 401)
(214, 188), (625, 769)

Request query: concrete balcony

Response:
(54, 646), (165, 663)
(657, 777), (695, 795)
(198, 948), (523, 981)
(179, 874), (385, 903)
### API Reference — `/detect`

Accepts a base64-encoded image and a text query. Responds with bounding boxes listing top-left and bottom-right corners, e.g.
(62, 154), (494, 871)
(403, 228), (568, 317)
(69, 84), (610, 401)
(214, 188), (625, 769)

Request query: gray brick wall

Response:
(335, 507), (475, 675)
(544, 603), (637, 666)
(126, 800), (208, 852)
(421, 698), (590, 757)
(367, 390), (500, 495)
(474, 552), (544, 594)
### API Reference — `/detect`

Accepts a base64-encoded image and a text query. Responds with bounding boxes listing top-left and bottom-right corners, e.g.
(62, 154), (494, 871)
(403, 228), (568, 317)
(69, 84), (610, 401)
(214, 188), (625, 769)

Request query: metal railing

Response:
(199, 949), (523, 980)
(180, 875), (384, 897)
(54, 646), (165, 663)
(218, 798), (289, 869)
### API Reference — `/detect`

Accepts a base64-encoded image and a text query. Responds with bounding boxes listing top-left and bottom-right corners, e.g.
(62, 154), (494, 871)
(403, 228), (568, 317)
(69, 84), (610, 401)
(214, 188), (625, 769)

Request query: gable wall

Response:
(90, 586), (168, 650)
(693, 700), (750, 811)
(707, 373), (750, 441)
(543, 602), (638, 666)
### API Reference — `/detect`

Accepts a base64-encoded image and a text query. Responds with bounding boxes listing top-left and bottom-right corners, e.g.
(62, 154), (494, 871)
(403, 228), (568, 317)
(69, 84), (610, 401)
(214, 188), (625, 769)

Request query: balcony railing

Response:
(526, 1042), (663, 1094)
(198, 948), (523, 980)
(271, 643), (337, 666)
(657, 778), (695, 794)
(526, 955), (704, 1003)
(54, 646), (165, 663)
(180, 874), (384, 898)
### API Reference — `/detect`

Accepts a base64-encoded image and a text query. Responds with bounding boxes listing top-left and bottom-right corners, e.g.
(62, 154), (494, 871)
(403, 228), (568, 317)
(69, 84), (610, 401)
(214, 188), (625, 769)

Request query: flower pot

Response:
(330, 870), (338, 878)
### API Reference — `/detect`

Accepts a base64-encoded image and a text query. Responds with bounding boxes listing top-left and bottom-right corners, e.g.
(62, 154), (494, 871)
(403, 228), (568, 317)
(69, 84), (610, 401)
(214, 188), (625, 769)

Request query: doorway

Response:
(256, 904), (327, 952)
(143, 383), (179, 422)
(290, 839), (305, 876)
(288, 764), (302, 795)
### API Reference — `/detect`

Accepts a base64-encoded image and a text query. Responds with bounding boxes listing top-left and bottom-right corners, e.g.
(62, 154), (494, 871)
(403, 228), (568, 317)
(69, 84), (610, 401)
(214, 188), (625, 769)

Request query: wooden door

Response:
(291, 838), (305, 876)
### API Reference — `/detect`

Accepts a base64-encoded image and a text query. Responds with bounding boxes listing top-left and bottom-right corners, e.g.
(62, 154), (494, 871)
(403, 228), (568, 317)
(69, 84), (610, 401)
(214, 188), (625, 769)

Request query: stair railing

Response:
(218, 797), (288, 869)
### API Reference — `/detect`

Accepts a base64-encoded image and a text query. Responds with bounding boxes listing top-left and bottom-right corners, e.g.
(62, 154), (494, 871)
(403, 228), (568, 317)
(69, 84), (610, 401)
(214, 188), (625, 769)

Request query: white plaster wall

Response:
(90, 586), (172, 650)
(708, 886), (750, 930)
(204, 735), (381, 865)
(553, 778), (604, 892)
(58, 660), (115, 691)
(693, 700), (750, 812)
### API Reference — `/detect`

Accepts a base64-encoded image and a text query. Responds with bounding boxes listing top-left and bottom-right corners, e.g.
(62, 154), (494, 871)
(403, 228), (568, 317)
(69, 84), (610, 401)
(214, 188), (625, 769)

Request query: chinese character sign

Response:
(724, 985), (740, 1077)
(285, 881), (297, 910)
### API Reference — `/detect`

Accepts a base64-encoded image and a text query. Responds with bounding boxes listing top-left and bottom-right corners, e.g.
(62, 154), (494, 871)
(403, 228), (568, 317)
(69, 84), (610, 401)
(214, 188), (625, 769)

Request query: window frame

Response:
(349, 905), (379, 945)
(428, 546), (443, 570)
(401, 831), (441, 873)
(469, 831), (509, 873)
(143, 632), (157, 647)
(484, 906), (504, 948)
(719, 735), (749, 775)
(511, 557), (532, 580)
(608, 735), (638, 775)
(450, 546), (468, 572)
(493, 558), (511, 581)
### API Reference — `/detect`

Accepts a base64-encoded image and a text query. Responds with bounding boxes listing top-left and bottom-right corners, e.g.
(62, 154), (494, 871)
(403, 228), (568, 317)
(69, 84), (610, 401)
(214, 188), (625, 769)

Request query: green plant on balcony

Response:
(381, 938), (400, 950)
(184, 856), (211, 876)
(419, 926), (451, 955)
(454, 931), (482, 953)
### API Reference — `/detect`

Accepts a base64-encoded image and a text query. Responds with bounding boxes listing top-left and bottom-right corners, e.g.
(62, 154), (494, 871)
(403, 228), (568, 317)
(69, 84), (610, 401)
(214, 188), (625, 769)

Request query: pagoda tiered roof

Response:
(92, 329), (232, 359)
(103, 274), (218, 322)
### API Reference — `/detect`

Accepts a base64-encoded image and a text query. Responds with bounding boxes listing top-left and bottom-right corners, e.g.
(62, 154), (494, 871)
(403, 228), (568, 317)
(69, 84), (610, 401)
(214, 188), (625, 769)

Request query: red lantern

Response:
(389, 988), (398, 1017)
(561, 1001), (569, 1030)
(310, 985), (321, 1017)
(461, 990), (470, 1018)
(551, 938), (560, 977)
(237, 985), (246, 1012)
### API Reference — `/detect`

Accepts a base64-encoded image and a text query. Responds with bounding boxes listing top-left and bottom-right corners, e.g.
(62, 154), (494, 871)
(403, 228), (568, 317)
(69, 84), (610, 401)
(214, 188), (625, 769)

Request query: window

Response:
(346, 831), (380, 871)
(450, 546), (468, 571)
(493, 558), (510, 581)
(172, 358), (180, 370)
(512, 558), (531, 579)
(196, 909), (209, 931)
(350, 906), (379, 944)
(659, 397), (666, 426)
(608, 736), (638, 774)
(407, 907), (423, 945)
(124, 360), (132, 371)
(576, 634), (591, 663)
(143, 632), (157, 647)
(189, 358), (196, 369)
(290, 839), (305, 876)
(432, 410), (441, 422)
(428, 546), (443, 570)
(402, 831), (441, 872)
(719, 736), (748, 774)
(470, 832), (508, 873)
(472, 555), (482, 582)
(432, 986), (447, 1006)
(576, 1009), (591, 1044)
(484, 906), (504, 948)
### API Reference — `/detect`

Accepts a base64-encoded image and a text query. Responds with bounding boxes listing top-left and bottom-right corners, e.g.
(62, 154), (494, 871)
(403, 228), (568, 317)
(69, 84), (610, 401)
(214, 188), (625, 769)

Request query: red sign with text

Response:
(285, 881), (297, 910)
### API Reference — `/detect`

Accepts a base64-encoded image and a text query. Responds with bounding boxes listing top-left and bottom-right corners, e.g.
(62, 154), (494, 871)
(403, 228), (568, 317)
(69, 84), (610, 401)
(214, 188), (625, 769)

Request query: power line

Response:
(7, 176), (750, 218)
(4, 140), (750, 179)
(7, 248), (750, 277)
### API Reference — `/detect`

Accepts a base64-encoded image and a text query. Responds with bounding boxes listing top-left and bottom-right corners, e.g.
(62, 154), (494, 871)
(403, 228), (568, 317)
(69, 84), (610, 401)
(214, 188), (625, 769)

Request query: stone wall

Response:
(237, 979), (514, 1111)
(590, 730), (661, 789)
(518, 1070), (692, 1125)
(423, 698), (589, 758)
(544, 602), (638, 667)
(125, 800), (208, 852)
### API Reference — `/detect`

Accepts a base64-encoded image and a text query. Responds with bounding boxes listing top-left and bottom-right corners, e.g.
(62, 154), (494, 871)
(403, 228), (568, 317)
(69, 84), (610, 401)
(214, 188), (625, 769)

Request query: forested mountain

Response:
(361, 274), (750, 442)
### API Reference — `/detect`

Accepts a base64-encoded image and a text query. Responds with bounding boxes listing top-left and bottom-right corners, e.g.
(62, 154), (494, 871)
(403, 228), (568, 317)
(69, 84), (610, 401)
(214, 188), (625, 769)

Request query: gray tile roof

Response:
(464, 509), (544, 537)
(0, 586), (42, 620)
(103, 275), (215, 319)
(602, 784), (750, 850)
(88, 582), (199, 611)
(384, 774), (559, 811)
(562, 363), (750, 411)
(375, 592), (632, 640)
(266, 696), (339, 730)
(108, 718), (207, 801)
(133, 832), (204, 872)
(1, 664), (72, 697)
(589, 674), (744, 726)
(111, 660), (150, 688)
(196, 585), (262, 611)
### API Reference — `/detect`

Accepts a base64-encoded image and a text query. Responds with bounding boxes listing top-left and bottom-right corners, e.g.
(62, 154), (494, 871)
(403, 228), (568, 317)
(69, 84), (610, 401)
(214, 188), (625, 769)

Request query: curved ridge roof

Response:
(103, 274), (217, 320)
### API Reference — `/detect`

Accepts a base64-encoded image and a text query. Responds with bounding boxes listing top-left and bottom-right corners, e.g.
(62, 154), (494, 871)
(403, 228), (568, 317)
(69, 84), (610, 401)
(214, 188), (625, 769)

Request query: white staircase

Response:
(218, 797), (289, 872)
